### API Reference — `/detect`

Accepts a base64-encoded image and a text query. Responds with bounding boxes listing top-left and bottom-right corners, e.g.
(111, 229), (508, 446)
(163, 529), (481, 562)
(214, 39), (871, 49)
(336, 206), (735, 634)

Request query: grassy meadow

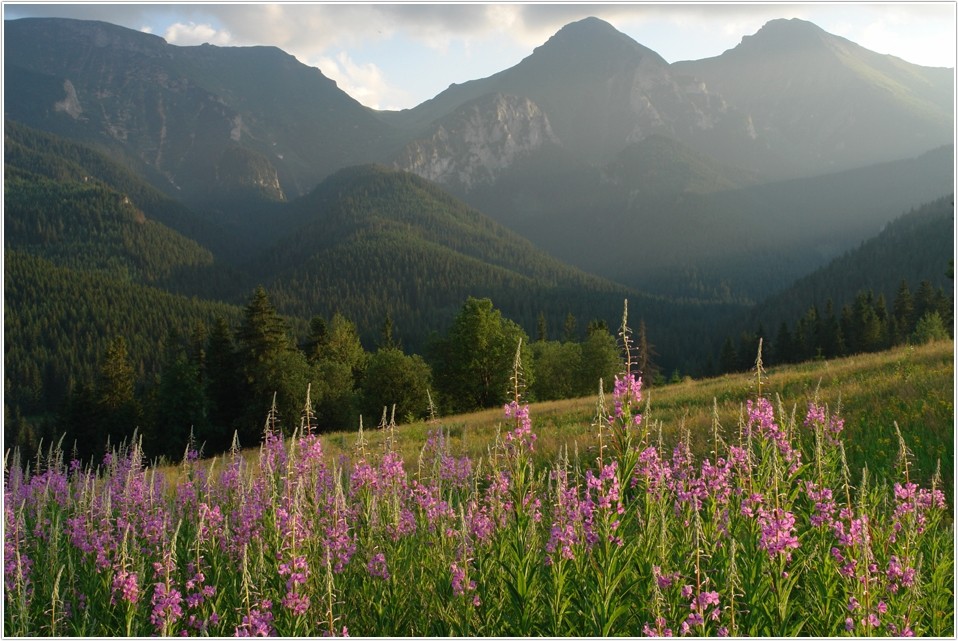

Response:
(310, 339), (953, 495)
(4, 339), (954, 636)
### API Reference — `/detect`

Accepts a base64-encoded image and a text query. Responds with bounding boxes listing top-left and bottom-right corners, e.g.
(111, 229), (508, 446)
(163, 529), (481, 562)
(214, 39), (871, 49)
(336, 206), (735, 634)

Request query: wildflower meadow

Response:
(4, 308), (954, 637)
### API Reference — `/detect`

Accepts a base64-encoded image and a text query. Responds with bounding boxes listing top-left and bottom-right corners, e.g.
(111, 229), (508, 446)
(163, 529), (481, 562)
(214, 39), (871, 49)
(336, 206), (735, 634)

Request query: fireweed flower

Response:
(366, 552), (389, 580)
(281, 591), (310, 617)
(610, 373), (643, 426)
(111, 566), (140, 606)
(386, 507), (417, 542)
(449, 561), (478, 603)
(679, 589), (721, 635)
(804, 481), (838, 528)
(804, 402), (844, 445)
(235, 600), (275, 637)
(503, 401), (537, 452)
(411, 480), (455, 532)
(545, 468), (583, 563)
(230, 477), (269, 558)
(891, 482), (947, 540)
(293, 432), (326, 479)
(438, 454), (473, 489)
(183, 561), (216, 611)
(150, 582), (184, 631)
(668, 442), (706, 514)
(4, 501), (33, 601)
(465, 499), (496, 545)
(197, 502), (226, 550)
(757, 507), (800, 561)
(643, 617), (673, 637)
(700, 457), (734, 506)
(585, 462), (624, 545)
(485, 470), (513, 526)
(740, 492), (764, 518)
(653, 566), (681, 590)
(746, 397), (801, 474)
(833, 514), (871, 548)
(65, 506), (116, 571)
(423, 431), (473, 489)
(322, 508), (356, 574)
(886, 555), (917, 593)
(632, 446), (671, 492)
(278, 554), (310, 614)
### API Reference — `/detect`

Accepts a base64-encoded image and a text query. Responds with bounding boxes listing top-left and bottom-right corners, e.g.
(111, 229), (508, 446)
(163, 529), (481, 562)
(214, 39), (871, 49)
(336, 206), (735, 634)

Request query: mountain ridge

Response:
(2, 15), (953, 417)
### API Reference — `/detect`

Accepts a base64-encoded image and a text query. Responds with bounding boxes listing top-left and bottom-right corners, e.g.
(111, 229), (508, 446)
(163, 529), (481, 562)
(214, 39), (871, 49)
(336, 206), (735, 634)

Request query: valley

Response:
(2, 14), (953, 466)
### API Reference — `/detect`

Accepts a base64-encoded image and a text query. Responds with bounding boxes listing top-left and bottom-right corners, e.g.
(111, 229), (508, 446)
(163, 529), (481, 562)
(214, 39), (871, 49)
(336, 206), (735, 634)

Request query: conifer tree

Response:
(93, 336), (141, 459)
(312, 313), (368, 430)
(719, 337), (737, 373)
(893, 280), (915, 341)
(774, 321), (795, 364)
(536, 311), (548, 343)
(205, 316), (242, 444)
(563, 312), (578, 343)
(635, 319), (660, 387)
(578, 325), (619, 396)
(236, 287), (310, 440)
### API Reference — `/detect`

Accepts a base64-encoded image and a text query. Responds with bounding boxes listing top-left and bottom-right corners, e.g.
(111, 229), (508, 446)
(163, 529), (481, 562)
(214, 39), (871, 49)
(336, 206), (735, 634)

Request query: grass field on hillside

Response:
(306, 339), (953, 495)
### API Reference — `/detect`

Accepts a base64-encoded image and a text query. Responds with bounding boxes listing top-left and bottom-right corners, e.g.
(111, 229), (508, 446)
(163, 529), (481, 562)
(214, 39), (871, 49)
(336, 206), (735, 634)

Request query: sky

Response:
(3, 3), (956, 110)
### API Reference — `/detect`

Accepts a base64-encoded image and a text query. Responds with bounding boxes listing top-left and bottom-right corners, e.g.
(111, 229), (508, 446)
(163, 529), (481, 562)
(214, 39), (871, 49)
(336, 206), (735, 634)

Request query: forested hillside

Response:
(4, 251), (242, 426)
(713, 196), (954, 371)
(4, 120), (237, 258)
(747, 196), (954, 330)
(246, 164), (635, 345)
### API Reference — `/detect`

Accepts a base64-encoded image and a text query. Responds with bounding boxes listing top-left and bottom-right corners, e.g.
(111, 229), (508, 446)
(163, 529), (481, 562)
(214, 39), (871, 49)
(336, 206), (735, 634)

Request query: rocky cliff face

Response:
(393, 93), (559, 191)
(214, 146), (286, 201)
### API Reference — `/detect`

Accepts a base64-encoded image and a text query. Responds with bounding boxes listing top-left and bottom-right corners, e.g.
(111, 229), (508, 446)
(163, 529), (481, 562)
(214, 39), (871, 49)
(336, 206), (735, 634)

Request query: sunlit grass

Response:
(164, 339), (951, 492)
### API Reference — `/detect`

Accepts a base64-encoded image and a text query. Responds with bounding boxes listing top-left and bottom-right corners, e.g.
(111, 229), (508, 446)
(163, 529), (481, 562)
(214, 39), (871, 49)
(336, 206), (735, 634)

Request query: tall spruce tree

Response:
(93, 336), (141, 458)
(635, 319), (660, 387)
(205, 316), (243, 447)
(236, 287), (310, 441)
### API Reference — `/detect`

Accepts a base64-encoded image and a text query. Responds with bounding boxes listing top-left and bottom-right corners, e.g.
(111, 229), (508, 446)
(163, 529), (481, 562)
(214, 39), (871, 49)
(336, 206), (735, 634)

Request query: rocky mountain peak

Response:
(729, 18), (831, 56)
(527, 16), (668, 70)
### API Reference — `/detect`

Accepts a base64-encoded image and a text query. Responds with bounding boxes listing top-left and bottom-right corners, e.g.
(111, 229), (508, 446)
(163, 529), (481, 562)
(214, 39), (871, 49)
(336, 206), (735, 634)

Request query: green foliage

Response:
(3, 348), (952, 637)
(56, 337), (142, 462)
(236, 287), (312, 440)
(578, 327), (622, 393)
(432, 298), (533, 413)
(4, 249), (239, 418)
(253, 164), (637, 359)
(911, 311), (949, 345)
(361, 348), (433, 425)
(530, 341), (581, 401)
(4, 119), (238, 272)
(310, 313), (368, 430)
(747, 195), (954, 336)
(148, 339), (210, 460)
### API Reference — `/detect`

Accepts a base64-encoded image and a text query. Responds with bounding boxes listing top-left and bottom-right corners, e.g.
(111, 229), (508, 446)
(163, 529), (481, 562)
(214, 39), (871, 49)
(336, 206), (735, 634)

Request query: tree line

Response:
(716, 280), (953, 373)
(19, 289), (627, 465)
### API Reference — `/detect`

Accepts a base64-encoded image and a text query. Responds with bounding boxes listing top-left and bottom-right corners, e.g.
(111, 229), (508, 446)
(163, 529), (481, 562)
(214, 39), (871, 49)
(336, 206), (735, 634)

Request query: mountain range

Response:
(3, 15), (954, 422)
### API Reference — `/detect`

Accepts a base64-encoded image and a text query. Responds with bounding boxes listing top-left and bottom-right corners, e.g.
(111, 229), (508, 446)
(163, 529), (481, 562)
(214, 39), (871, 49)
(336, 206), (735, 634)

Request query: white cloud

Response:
(4, 3), (953, 107)
(314, 51), (409, 111)
(163, 21), (232, 46)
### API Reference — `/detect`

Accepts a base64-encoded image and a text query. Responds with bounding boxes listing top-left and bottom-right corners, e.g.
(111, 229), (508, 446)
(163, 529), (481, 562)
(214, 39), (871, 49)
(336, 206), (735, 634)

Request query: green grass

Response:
(165, 339), (953, 498)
